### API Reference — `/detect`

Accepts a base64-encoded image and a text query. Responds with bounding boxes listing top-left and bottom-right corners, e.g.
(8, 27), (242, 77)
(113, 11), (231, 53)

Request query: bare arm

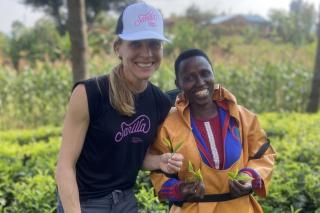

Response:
(143, 149), (183, 173)
(55, 85), (89, 213)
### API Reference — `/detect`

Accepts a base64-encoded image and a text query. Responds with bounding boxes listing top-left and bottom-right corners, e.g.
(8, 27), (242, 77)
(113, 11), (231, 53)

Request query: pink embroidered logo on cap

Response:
(117, 2), (170, 42)
(134, 10), (157, 27)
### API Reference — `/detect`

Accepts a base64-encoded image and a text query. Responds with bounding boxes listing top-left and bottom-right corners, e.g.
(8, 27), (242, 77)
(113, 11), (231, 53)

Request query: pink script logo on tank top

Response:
(115, 115), (151, 142)
(134, 10), (157, 27)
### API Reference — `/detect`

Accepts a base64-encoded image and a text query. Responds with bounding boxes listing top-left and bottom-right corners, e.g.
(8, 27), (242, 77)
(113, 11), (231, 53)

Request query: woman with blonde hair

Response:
(55, 3), (183, 212)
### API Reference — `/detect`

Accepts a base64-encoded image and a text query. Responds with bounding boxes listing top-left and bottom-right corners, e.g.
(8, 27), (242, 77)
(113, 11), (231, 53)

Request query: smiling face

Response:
(116, 39), (163, 84)
(176, 56), (214, 107)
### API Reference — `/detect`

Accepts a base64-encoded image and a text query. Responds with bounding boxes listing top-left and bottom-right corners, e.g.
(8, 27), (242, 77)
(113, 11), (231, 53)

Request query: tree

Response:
(167, 20), (213, 54)
(22, 0), (66, 35)
(307, 8), (320, 112)
(67, 0), (88, 83)
(8, 20), (69, 71)
(184, 4), (216, 25)
(85, 0), (136, 23)
(21, 0), (136, 34)
(269, 0), (316, 45)
(268, 9), (292, 42)
(0, 32), (10, 66)
(290, 0), (317, 44)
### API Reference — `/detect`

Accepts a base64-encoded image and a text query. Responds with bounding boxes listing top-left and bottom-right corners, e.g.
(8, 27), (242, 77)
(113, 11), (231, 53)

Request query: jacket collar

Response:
(175, 85), (240, 127)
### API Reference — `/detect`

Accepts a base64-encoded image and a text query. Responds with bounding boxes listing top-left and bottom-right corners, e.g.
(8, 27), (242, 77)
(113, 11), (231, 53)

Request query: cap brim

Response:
(118, 31), (171, 43)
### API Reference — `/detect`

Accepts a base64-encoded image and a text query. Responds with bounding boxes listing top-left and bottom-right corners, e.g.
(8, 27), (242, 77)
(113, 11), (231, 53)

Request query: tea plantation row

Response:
(0, 113), (319, 212)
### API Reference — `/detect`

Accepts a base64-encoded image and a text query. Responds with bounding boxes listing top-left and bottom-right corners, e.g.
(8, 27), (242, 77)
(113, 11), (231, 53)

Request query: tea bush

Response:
(0, 136), (60, 212)
(0, 113), (319, 212)
(258, 113), (320, 213)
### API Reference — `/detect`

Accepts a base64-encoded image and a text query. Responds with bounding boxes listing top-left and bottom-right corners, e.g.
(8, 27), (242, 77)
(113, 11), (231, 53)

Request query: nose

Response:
(195, 75), (205, 86)
(140, 42), (152, 57)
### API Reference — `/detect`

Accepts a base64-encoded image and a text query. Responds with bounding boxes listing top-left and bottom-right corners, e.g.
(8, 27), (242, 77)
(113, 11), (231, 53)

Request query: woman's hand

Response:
(229, 172), (252, 198)
(159, 153), (184, 174)
(179, 181), (205, 200)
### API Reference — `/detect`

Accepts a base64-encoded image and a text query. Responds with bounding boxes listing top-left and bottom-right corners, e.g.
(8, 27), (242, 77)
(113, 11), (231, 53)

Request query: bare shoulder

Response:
(58, 84), (89, 168)
(70, 84), (87, 104)
(67, 84), (89, 122)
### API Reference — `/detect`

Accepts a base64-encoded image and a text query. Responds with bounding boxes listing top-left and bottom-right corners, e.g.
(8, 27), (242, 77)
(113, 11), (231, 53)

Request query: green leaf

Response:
(196, 168), (203, 181)
(236, 174), (254, 182)
(227, 172), (236, 181)
(163, 138), (173, 152)
(187, 161), (203, 182)
(227, 168), (239, 180)
(173, 141), (184, 153)
(188, 161), (194, 173)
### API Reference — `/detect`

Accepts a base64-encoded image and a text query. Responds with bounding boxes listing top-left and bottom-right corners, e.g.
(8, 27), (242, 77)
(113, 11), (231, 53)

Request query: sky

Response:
(0, 0), (319, 35)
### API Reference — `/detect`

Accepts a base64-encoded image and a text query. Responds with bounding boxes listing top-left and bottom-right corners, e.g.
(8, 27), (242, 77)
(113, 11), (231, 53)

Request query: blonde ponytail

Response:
(108, 64), (136, 116)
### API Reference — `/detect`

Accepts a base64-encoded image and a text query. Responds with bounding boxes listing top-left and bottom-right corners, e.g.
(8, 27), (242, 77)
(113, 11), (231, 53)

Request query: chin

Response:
(140, 76), (152, 81)
(192, 97), (212, 105)
(135, 74), (152, 81)
(139, 71), (155, 79)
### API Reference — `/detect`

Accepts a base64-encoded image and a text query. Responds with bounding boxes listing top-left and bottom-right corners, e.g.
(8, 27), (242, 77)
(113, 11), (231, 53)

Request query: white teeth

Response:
(195, 89), (209, 97)
(137, 63), (152, 68)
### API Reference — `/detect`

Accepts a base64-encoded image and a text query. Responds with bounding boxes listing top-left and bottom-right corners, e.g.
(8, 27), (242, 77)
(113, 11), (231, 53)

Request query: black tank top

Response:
(74, 75), (171, 200)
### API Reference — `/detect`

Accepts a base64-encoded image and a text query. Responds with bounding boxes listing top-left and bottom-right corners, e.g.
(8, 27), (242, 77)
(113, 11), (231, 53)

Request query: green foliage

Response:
(187, 161), (203, 182)
(242, 26), (260, 44)
(88, 14), (117, 55)
(21, 0), (137, 32)
(0, 114), (320, 211)
(0, 65), (72, 130)
(269, 0), (316, 45)
(0, 33), (9, 56)
(135, 185), (167, 213)
(257, 113), (320, 213)
(184, 4), (216, 25)
(216, 61), (311, 113)
(0, 126), (60, 145)
(166, 20), (213, 54)
(227, 168), (254, 182)
(150, 63), (175, 92)
(8, 19), (70, 69)
(0, 45), (314, 129)
(0, 127), (60, 212)
(163, 138), (183, 153)
(7, 174), (56, 213)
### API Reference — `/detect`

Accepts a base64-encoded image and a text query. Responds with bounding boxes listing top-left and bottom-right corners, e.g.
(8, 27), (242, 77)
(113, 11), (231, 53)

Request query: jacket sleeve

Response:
(149, 124), (175, 200)
(241, 109), (276, 197)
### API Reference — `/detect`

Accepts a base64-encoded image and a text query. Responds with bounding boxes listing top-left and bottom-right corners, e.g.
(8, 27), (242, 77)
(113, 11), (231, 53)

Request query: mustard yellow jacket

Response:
(150, 85), (276, 213)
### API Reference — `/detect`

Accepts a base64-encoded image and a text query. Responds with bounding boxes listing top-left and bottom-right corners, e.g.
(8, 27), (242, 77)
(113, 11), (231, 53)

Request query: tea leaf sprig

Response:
(227, 169), (254, 182)
(187, 161), (203, 182)
(163, 138), (184, 153)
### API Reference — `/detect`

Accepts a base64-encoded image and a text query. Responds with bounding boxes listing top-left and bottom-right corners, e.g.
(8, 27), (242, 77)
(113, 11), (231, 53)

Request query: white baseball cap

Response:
(116, 2), (170, 42)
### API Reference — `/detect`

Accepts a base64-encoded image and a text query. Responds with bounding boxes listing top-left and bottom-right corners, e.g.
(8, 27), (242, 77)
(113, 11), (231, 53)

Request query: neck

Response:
(127, 79), (148, 93)
(122, 66), (148, 93)
(190, 101), (217, 120)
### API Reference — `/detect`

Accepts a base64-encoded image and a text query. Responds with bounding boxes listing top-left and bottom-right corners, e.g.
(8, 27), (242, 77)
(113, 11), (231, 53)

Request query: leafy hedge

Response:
(0, 58), (312, 130)
(258, 113), (320, 213)
(0, 138), (59, 212)
(0, 113), (319, 212)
